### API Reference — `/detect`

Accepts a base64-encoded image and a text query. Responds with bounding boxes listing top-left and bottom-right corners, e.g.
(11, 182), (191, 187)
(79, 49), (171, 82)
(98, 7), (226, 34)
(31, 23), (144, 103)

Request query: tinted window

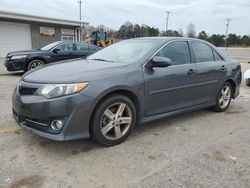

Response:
(89, 45), (98, 51)
(156, 41), (191, 65)
(191, 42), (214, 63)
(56, 43), (75, 52)
(77, 43), (89, 51)
(41, 41), (61, 51)
(214, 51), (224, 61)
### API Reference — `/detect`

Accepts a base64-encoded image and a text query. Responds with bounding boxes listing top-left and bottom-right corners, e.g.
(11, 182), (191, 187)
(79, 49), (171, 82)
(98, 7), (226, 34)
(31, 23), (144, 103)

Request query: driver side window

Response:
(156, 41), (191, 65)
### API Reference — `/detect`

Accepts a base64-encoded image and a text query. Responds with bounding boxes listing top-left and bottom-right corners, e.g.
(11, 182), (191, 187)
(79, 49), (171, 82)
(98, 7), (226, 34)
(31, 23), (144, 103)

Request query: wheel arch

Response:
(225, 79), (236, 98)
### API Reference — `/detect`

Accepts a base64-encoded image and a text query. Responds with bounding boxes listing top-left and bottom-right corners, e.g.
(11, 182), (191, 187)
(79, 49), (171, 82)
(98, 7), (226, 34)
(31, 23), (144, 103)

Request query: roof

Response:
(0, 10), (86, 26)
(133, 37), (191, 41)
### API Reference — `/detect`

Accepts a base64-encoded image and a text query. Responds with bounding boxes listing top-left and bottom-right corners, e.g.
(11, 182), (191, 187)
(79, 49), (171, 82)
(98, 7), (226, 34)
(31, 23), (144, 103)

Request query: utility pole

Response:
(78, 0), (82, 21)
(225, 18), (231, 48)
(78, 0), (83, 41)
(166, 11), (170, 36)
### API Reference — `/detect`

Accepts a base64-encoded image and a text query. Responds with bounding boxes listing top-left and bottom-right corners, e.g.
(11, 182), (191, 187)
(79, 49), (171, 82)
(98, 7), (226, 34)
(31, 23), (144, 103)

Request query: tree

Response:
(186, 23), (196, 38)
(178, 29), (184, 37)
(198, 31), (208, 41)
(134, 24), (141, 38)
(241, 35), (250, 46)
(227, 34), (241, 46)
(208, 34), (225, 46)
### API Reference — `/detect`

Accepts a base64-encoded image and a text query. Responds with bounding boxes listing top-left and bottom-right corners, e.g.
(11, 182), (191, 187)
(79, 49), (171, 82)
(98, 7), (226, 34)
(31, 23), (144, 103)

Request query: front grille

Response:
(18, 87), (37, 96)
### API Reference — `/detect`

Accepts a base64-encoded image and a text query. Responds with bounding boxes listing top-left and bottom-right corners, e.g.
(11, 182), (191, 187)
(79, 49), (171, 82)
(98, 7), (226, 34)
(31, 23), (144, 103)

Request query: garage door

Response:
(0, 22), (32, 57)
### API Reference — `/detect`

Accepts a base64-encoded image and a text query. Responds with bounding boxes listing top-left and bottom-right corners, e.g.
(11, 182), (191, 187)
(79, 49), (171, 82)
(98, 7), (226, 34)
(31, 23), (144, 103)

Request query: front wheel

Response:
(246, 79), (250, 86)
(90, 94), (137, 146)
(27, 59), (45, 71)
(212, 82), (232, 112)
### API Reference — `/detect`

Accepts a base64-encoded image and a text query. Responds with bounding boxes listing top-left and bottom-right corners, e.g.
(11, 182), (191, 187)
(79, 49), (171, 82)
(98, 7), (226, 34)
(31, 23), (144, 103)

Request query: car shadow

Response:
(0, 71), (24, 77)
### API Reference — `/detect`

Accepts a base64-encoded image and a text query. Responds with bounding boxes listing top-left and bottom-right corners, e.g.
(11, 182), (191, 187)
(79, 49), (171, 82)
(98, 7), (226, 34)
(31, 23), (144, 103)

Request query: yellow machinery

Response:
(85, 31), (113, 48)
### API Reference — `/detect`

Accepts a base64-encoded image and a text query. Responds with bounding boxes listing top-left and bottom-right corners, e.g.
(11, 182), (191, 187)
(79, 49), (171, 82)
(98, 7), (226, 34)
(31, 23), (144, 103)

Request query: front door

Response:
(50, 42), (76, 62)
(144, 41), (197, 116)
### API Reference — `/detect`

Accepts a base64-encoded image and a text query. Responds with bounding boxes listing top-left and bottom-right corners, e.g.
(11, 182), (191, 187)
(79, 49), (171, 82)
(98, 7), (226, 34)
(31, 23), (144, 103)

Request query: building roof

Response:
(0, 10), (86, 26)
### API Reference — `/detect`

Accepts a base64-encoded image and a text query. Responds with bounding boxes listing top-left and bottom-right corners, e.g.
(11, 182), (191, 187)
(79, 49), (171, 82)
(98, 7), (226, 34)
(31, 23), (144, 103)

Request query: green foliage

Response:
(116, 22), (160, 39)
(198, 31), (250, 47)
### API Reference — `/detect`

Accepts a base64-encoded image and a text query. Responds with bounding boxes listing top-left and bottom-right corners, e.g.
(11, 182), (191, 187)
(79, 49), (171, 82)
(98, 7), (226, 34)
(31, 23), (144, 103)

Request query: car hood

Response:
(22, 59), (128, 83)
(7, 50), (45, 57)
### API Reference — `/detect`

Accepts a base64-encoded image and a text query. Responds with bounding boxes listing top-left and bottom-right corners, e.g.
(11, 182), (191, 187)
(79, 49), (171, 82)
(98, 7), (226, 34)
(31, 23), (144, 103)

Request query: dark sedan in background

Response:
(12, 37), (242, 146)
(4, 41), (100, 72)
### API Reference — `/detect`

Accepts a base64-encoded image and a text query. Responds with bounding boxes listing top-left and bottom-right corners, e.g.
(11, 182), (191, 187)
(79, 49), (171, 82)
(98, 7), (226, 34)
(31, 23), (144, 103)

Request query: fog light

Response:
(51, 120), (63, 131)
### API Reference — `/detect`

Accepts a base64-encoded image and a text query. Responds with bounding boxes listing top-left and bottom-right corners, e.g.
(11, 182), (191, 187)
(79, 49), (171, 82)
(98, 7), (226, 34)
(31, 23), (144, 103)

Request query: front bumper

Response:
(4, 58), (26, 71)
(12, 82), (94, 141)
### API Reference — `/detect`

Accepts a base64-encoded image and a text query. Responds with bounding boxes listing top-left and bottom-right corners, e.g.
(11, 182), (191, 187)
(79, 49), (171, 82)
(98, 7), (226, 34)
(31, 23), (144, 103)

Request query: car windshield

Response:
(40, 41), (62, 51)
(87, 39), (159, 64)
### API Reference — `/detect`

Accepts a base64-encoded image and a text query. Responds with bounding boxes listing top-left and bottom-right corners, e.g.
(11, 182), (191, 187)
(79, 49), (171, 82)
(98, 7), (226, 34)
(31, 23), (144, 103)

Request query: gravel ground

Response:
(0, 51), (250, 188)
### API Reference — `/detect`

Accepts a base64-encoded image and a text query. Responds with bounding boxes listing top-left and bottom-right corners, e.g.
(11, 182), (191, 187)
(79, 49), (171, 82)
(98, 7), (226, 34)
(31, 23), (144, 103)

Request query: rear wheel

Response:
(212, 82), (232, 112)
(90, 94), (136, 146)
(246, 79), (250, 86)
(27, 59), (45, 71)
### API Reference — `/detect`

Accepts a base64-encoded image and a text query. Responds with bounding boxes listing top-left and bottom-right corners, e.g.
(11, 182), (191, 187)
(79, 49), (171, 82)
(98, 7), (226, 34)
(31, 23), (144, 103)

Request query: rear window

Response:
(191, 42), (214, 63)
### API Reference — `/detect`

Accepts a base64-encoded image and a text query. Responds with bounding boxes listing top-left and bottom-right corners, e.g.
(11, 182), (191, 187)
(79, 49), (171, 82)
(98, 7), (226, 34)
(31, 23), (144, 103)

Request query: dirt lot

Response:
(0, 53), (250, 188)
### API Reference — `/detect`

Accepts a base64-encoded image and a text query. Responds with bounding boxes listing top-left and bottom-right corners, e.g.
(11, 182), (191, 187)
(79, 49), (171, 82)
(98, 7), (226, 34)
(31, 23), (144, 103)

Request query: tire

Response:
(27, 59), (45, 71)
(246, 79), (250, 86)
(212, 82), (232, 112)
(90, 94), (137, 146)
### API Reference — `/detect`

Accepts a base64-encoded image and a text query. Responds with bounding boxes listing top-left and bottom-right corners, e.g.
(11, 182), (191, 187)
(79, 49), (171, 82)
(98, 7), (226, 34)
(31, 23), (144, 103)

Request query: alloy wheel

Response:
(28, 60), (45, 70)
(100, 102), (132, 140)
(218, 85), (231, 109)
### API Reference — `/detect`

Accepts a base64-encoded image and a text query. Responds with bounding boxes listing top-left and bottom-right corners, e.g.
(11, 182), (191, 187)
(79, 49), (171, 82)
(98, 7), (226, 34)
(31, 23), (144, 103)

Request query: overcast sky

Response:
(1, 0), (250, 35)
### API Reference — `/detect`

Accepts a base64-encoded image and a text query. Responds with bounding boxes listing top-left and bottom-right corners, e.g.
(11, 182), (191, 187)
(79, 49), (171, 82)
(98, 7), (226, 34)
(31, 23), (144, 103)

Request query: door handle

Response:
(221, 65), (227, 71)
(187, 69), (196, 75)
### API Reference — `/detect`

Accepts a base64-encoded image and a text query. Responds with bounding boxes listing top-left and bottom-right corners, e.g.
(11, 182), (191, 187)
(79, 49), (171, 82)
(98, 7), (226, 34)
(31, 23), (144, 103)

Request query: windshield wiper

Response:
(89, 58), (113, 62)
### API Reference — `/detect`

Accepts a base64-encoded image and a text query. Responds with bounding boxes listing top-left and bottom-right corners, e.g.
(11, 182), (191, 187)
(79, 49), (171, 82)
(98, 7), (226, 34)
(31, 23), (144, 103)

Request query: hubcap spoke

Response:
(224, 87), (230, 95)
(219, 97), (224, 104)
(104, 109), (114, 120)
(116, 103), (126, 116)
(114, 126), (122, 138)
(101, 122), (114, 135)
(120, 117), (132, 124)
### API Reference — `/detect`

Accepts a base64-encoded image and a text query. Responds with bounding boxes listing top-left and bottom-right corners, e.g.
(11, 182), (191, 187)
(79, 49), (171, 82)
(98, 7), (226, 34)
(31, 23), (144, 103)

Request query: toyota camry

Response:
(12, 37), (242, 146)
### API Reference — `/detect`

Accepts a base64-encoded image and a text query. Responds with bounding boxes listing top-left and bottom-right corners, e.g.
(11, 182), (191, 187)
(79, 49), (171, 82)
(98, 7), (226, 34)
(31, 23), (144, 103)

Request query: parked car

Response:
(244, 69), (250, 86)
(4, 41), (100, 72)
(12, 37), (242, 146)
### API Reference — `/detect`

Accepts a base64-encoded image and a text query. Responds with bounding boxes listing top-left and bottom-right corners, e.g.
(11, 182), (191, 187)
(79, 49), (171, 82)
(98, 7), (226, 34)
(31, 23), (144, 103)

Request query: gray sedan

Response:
(12, 37), (242, 146)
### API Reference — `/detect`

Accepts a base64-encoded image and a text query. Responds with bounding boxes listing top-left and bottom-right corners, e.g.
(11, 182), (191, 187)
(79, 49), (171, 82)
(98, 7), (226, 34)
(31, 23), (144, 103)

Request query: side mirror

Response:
(147, 56), (172, 68)
(52, 48), (60, 53)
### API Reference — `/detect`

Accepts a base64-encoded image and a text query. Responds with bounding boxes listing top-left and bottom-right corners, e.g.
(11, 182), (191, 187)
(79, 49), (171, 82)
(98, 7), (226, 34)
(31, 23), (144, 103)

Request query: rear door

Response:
(74, 43), (99, 59)
(144, 40), (197, 116)
(190, 41), (226, 105)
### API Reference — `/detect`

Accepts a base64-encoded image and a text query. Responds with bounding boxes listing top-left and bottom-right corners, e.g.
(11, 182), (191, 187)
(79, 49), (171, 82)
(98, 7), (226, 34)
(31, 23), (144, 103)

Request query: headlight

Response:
(11, 55), (27, 60)
(35, 83), (89, 98)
